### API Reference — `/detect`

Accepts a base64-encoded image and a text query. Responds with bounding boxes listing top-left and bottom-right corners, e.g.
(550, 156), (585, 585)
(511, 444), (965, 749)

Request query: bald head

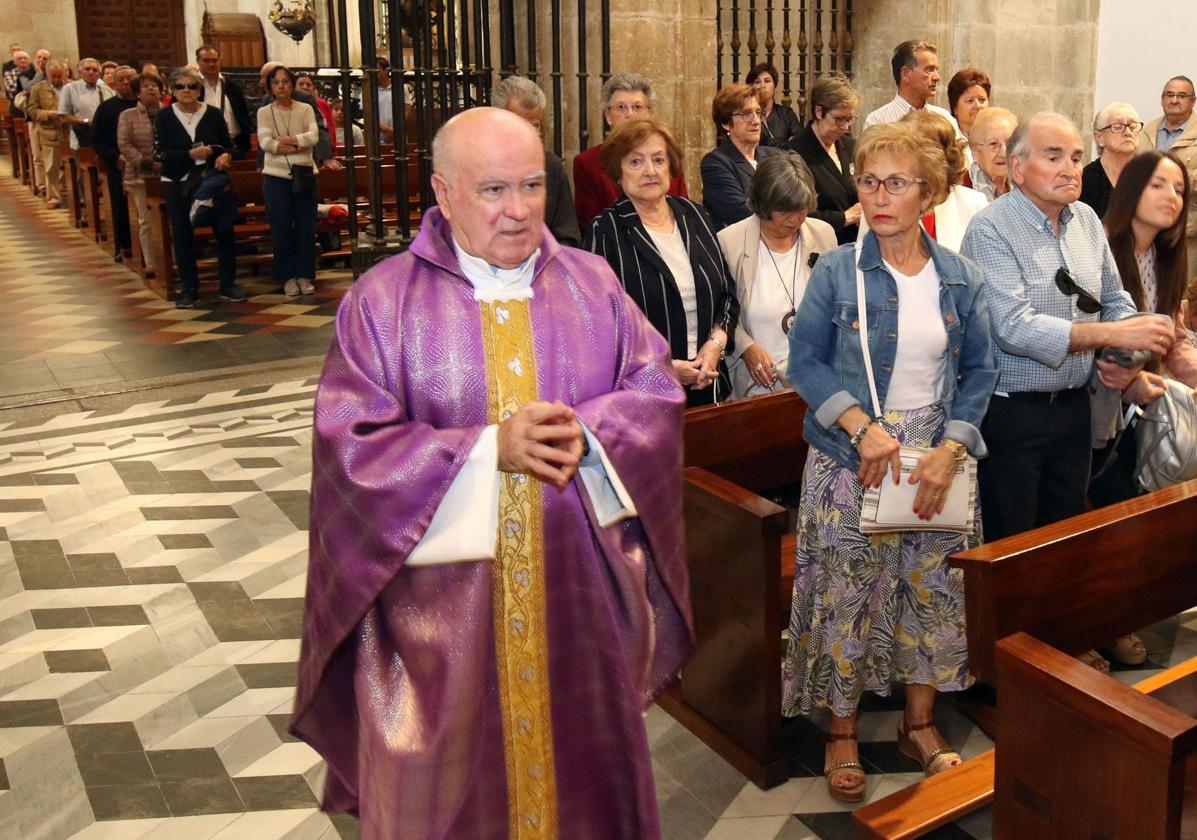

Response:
(432, 106), (544, 181)
(430, 107), (548, 269)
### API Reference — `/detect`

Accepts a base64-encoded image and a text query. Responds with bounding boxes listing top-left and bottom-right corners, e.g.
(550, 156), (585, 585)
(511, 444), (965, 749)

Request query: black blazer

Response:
(90, 96), (137, 172)
(546, 150), (581, 247)
(761, 104), (802, 148)
(789, 125), (859, 244)
(700, 139), (780, 231)
(1080, 158), (1113, 220)
(153, 105), (233, 182)
(198, 76), (254, 159)
(585, 195), (740, 406)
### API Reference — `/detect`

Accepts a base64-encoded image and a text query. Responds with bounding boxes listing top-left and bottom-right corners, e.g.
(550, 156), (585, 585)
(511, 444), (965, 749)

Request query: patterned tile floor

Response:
(0, 168), (350, 398)
(1, 155), (1193, 838)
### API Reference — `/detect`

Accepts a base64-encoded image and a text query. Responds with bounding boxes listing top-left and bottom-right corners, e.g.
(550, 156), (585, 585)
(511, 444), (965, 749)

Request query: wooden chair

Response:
(76, 148), (107, 244)
(656, 390), (808, 789)
(61, 136), (84, 228)
(13, 117), (30, 186)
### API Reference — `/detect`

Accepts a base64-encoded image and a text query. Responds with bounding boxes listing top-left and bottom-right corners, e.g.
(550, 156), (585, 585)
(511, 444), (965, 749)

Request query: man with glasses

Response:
(196, 46), (253, 159)
(58, 58), (113, 149)
(572, 73), (688, 232)
(960, 112), (1173, 543)
(1139, 76), (1197, 276)
(863, 40), (961, 138)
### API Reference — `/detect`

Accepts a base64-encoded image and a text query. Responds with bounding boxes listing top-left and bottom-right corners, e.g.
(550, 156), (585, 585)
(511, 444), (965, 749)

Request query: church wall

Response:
(850, 0), (1101, 152)
(6, 0), (80, 65)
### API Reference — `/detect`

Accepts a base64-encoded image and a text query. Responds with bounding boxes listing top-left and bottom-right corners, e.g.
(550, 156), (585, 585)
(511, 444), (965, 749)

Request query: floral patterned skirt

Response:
(781, 403), (979, 719)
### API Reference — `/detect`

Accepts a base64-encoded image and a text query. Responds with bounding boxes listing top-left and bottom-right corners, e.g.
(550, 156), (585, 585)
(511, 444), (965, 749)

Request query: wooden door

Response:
(76, 0), (186, 69)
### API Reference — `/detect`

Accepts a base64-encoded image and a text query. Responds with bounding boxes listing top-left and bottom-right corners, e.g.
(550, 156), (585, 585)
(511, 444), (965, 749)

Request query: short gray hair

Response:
(1008, 112), (1077, 177)
(748, 151), (818, 217)
(601, 73), (656, 111)
(492, 75), (546, 112)
(169, 66), (203, 89)
(78, 57), (100, 70)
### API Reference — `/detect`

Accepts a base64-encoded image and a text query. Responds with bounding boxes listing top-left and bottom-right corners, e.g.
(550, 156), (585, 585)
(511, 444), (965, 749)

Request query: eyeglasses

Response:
(1096, 121), (1143, 135)
(1163, 92), (1195, 101)
(972, 139), (1007, 154)
(607, 102), (647, 115)
(825, 113), (855, 127)
(173, 83), (200, 91)
(732, 109), (765, 122)
(1054, 267), (1103, 314)
(854, 174), (926, 195)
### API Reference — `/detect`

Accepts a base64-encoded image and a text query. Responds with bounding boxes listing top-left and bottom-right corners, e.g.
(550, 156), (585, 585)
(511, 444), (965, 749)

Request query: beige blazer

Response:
(717, 212), (838, 398)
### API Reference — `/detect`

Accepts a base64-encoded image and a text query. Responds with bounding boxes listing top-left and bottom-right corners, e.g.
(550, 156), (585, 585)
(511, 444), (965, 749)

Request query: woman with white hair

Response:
(1081, 101), (1144, 219)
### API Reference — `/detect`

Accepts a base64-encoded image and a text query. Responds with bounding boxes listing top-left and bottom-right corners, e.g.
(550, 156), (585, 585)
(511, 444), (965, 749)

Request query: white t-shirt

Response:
(746, 237), (809, 368)
(648, 225), (699, 358)
(172, 103), (210, 164)
(883, 258), (947, 410)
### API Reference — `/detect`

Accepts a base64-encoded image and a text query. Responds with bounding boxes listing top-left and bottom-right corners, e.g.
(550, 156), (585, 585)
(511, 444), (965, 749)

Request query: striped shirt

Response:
(960, 188), (1136, 394)
(862, 94), (963, 139)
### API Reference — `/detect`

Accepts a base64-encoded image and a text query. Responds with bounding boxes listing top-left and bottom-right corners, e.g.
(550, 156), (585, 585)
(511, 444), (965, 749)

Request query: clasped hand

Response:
(857, 424), (955, 520)
(673, 340), (721, 390)
(497, 400), (585, 490)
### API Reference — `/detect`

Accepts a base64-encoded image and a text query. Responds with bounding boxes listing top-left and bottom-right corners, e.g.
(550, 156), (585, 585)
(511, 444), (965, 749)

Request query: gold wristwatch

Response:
(941, 439), (968, 463)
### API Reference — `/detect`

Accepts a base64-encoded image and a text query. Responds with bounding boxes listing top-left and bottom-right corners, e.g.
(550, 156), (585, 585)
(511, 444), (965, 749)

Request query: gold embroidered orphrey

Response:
(479, 297), (559, 839)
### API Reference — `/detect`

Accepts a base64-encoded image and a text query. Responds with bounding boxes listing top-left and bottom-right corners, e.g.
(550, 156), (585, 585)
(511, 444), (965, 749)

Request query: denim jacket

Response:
(787, 230), (998, 470)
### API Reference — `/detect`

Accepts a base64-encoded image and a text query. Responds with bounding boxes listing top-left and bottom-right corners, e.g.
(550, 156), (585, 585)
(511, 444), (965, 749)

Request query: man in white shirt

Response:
(57, 57), (113, 149)
(863, 40), (960, 135)
(195, 45), (253, 159)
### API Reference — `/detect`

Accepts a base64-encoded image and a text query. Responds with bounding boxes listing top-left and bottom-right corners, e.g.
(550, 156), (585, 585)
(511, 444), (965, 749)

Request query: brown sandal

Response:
(1077, 649), (1111, 672)
(897, 718), (961, 776)
(824, 731), (866, 802)
(1105, 634), (1148, 666)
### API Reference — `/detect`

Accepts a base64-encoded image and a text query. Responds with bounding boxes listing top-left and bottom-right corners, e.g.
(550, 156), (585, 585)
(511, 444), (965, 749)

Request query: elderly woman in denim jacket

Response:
(781, 122), (997, 803)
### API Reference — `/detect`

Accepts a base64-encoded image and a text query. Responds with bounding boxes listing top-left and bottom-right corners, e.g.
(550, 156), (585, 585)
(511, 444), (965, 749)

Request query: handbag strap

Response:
(855, 239), (884, 418)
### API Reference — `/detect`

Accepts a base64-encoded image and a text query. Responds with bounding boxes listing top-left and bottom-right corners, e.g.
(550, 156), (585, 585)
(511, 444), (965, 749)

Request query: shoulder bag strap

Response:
(855, 239), (883, 418)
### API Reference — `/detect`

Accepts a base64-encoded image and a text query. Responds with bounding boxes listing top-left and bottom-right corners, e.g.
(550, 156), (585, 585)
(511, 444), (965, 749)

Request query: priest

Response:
(290, 107), (693, 839)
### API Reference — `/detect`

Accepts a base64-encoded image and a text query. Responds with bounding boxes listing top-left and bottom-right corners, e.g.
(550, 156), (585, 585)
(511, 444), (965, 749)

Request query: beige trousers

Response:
(27, 123), (45, 193)
(127, 182), (155, 269)
(41, 132), (64, 203)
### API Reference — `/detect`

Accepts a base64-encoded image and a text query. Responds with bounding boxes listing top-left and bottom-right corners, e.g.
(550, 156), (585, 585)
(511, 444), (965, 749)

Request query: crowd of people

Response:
(8, 32), (1197, 829)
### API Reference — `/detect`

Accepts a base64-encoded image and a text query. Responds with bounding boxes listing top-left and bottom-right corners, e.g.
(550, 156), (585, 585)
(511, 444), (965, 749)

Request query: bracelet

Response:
(849, 418), (876, 449)
(709, 334), (726, 358)
(941, 439), (968, 463)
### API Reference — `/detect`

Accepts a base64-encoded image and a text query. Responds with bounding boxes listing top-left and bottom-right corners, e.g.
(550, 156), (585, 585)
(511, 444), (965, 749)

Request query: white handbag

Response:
(1135, 378), (1197, 492)
(852, 245), (976, 535)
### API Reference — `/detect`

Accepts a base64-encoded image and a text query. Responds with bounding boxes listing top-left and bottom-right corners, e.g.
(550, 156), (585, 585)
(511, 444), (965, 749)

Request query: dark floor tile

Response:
(67, 553), (130, 587)
(254, 598), (304, 639)
(233, 775), (318, 811)
(52, 364), (125, 389)
(236, 661), (298, 688)
(147, 748), (228, 782)
(266, 714), (301, 743)
(187, 581), (248, 602)
(11, 540), (75, 589)
(32, 472), (80, 485)
(189, 597), (277, 642)
(158, 777), (245, 817)
(235, 457), (281, 469)
(795, 812), (856, 840)
(0, 499), (46, 512)
(77, 751), (156, 788)
(0, 760), (9, 791)
(329, 812), (360, 840)
(0, 699), (63, 726)
(140, 505), (239, 520)
(233, 385), (274, 397)
(658, 787), (717, 840)
(220, 435), (303, 449)
(31, 607), (92, 629)
(266, 490), (310, 530)
(87, 604), (150, 626)
(157, 533), (213, 550)
(126, 565), (185, 584)
(85, 783), (171, 820)
(67, 722), (143, 754)
(46, 649), (111, 673)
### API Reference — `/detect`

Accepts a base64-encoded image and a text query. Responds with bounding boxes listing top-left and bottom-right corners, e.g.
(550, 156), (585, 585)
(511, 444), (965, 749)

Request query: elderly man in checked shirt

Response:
(960, 112), (1174, 544)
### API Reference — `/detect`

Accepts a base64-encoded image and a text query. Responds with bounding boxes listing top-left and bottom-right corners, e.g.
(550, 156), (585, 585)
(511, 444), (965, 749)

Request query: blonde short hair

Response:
(902, 109), (966, 193)
(854, 122), (948, 207)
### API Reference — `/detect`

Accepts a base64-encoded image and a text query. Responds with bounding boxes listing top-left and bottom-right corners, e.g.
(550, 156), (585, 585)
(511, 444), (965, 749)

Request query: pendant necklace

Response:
(762, 233), (801, 334)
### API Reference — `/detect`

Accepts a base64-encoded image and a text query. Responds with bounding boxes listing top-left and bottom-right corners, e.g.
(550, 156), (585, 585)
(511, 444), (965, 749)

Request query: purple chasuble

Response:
(290, 208), (693, 839)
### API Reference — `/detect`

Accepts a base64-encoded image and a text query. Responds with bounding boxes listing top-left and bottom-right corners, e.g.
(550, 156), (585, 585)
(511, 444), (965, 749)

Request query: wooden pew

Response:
(656, 390), (807, 789)
(854, 477), (1197, 838)
(76, 147), (107, 244)
(61, 135), (84, 228)
(0, 98), (14, 170)
(13, 117), (30, 186)
(993, 632), (1197, 838)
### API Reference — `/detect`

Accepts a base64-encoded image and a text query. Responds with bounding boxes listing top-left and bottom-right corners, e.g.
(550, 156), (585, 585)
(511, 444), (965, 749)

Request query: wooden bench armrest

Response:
(852, 749), (995, 840)
(683, 465), (789, 532)
(997, 633), (1197, 756)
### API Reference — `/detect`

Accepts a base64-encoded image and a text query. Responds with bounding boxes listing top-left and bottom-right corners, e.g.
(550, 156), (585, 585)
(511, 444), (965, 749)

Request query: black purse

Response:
(269, 103), (318, 198)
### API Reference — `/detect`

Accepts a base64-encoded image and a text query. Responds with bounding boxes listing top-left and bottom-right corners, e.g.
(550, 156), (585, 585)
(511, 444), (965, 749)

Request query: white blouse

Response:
(647, 225), (699, 358)
(884, 258), (948, 410)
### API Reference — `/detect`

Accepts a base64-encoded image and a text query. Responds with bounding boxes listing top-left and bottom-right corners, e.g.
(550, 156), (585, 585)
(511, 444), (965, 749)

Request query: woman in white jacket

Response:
(901, 109), (988, 252)
(257, 65), (320, 296)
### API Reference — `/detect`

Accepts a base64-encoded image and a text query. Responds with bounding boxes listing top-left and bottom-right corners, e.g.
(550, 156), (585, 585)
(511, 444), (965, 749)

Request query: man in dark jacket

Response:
(90, 65), (138, 259)
(196, 45), (254, 159)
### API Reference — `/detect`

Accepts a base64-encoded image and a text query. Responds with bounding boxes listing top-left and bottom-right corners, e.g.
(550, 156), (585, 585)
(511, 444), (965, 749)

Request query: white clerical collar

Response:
(453, 239), (539, 301)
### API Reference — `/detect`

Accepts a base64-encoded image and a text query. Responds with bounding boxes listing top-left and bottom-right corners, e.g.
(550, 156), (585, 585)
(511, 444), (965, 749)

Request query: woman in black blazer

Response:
(748, 62), (802, 148)
(586, 118), (740, 407)
(154, 67), (240, 308)
(787, 75), (863, 245)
